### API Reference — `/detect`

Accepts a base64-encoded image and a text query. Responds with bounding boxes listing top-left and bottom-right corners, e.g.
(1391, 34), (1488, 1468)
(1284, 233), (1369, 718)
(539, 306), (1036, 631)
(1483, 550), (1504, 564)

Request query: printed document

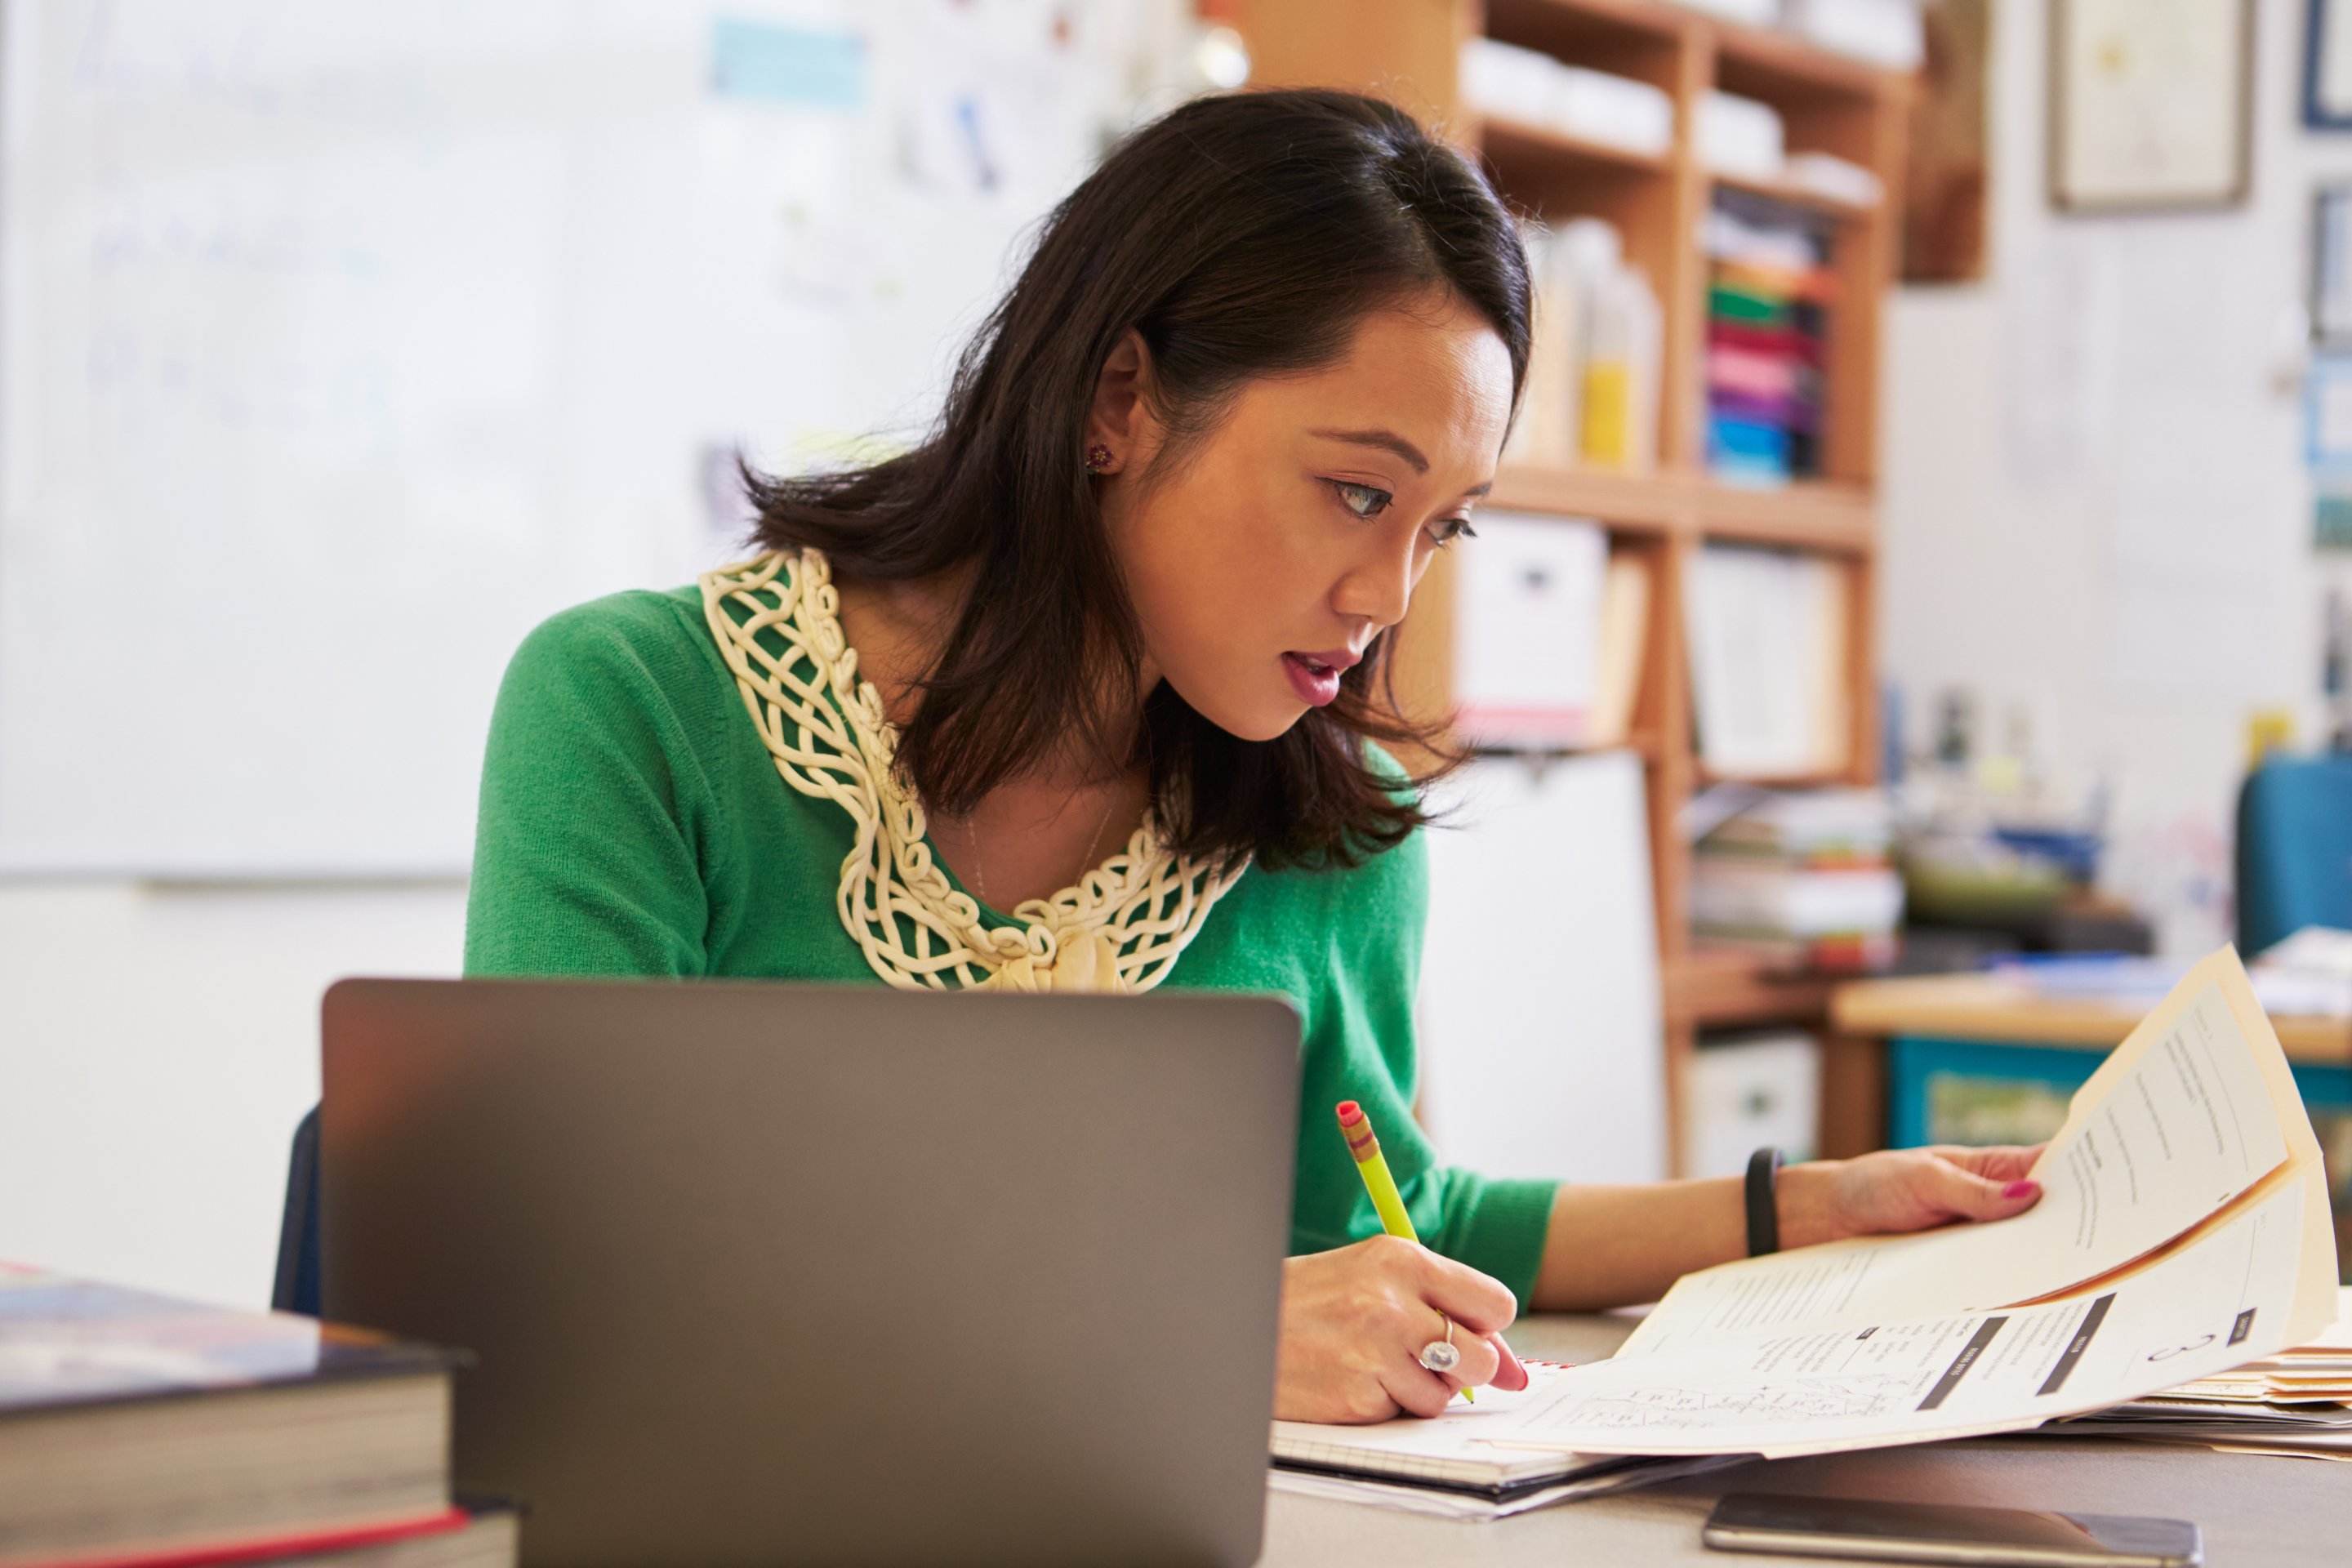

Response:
(1503, 950), (2338, 1459)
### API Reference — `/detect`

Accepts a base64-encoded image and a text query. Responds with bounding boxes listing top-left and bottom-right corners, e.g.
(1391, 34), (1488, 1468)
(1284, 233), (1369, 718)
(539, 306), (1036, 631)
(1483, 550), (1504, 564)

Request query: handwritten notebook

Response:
(1268, 1361), (1714, 1500)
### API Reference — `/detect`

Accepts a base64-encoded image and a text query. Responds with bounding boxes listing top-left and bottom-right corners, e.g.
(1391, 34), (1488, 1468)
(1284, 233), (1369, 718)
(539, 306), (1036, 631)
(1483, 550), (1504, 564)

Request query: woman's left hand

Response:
(1777, 1144), (2047, 1250)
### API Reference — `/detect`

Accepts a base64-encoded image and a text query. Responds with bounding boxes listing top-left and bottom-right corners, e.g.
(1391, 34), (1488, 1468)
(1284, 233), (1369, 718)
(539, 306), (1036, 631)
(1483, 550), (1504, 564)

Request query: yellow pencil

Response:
(1335, 1099), (1472, 1402)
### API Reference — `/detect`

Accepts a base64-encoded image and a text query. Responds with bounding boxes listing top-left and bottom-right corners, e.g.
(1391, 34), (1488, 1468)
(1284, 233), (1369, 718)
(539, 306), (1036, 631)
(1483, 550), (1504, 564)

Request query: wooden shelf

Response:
(1486, 466), (1873, 551)
(1486, 463), (1682, 529)
(1465, 733), (1661, 765)
(1695, 479), (1874, 552)
(1710, 171), (1878, 224)
(1712, 16), (1894, 105)
(1484, 0), (1686, 56)
(1833, 974), (2352, 1066)
(1234, 0), (1911, 1171)
(1477, 113), (1673, 179)
(1692, 763), (1855, 790)
(1665, 947), (1838, 1027)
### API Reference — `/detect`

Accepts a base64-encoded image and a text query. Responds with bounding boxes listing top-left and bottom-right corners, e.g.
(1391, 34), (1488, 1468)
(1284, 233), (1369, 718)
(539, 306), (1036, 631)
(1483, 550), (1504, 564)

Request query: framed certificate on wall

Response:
(2309, 0), (2352, 128)
(2050, 0), (2253, 212)
(2316, 186), (2352, 342)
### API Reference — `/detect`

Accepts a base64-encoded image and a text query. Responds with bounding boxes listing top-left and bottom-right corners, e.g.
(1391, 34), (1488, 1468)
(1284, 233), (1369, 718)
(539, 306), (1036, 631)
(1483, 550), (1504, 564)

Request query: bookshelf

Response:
(1227, 0), (1913, 1173)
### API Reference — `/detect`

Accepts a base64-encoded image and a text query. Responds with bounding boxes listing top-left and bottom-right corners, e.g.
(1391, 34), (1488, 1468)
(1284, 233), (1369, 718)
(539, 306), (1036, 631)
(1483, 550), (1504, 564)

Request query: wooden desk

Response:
(1820, 973), (2352, 1156)
(1260, 1313), (2350, 1567)
(1833, 973), (2352, 1061)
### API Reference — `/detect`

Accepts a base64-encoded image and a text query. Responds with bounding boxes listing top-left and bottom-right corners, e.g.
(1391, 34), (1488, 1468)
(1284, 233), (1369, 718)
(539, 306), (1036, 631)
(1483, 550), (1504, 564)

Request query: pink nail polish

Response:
(1493, 1335), (1527, 1389)
(2003, 1180), (2039, 1199)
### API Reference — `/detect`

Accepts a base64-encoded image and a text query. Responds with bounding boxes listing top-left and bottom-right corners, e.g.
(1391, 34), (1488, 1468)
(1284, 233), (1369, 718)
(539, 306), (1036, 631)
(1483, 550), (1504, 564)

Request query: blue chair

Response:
(2236, 755), (2352, 957)
(271, 1105), (323, 1316)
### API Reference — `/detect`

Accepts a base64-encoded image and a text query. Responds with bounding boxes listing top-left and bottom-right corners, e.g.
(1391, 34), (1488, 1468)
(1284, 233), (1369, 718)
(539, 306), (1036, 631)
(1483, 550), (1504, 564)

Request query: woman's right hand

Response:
(1272, 1235), (1529, 1423)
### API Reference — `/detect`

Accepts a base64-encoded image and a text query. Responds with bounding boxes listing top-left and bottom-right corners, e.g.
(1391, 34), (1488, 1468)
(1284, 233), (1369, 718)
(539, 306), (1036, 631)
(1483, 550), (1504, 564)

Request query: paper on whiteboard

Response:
(1416, 754), (1666, 1184)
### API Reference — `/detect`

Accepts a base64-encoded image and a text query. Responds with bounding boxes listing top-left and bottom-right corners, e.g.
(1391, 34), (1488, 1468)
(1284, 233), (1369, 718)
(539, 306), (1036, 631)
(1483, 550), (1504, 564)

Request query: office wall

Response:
(1881, 0), (2352, 954)
(0, 2), (1207, 1308)
(27, 2), (2352, 1312)
(0, 884), (466, 1307)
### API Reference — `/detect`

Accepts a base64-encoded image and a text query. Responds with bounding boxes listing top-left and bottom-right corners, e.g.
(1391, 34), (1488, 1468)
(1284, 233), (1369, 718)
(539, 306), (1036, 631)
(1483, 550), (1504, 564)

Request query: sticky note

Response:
(709, 16), (864, 109)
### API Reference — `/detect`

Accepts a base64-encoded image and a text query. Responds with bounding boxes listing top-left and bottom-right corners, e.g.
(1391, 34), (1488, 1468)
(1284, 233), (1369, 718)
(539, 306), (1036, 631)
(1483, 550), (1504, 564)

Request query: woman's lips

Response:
(1282, 652), (1343, 706)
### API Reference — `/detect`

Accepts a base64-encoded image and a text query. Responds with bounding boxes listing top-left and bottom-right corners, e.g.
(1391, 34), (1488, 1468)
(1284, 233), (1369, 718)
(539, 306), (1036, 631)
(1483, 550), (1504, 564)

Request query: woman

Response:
(466, 88), (2041, 1423)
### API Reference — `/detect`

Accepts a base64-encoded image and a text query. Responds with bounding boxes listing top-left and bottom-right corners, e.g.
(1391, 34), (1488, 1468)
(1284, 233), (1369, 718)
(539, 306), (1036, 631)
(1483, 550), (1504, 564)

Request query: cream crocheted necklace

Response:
(699, 548), (1248, 993)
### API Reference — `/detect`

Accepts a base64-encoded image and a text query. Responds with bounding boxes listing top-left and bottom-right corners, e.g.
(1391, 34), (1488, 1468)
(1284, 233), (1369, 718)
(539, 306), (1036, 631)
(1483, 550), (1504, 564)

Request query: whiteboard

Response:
(1415, 754), (1668, 1185)
(0, 0), (1170, 875)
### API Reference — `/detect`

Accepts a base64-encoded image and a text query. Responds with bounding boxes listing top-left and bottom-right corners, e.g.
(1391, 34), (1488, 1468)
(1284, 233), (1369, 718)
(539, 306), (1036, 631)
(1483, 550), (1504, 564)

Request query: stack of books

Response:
(0, 1263), (512, 1567)
(1702, 198), (1833, 487)
(1690, 787), (1903, 973)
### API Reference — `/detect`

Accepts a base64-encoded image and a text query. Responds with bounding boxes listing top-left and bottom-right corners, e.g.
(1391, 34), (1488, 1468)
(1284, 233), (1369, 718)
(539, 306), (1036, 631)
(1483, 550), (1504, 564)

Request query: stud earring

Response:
(1085, 443), (1115, 474)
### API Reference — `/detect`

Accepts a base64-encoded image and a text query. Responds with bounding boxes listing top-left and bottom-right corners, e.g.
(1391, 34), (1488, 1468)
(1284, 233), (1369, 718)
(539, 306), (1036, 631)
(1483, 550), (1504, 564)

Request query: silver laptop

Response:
(320, 978), (1300, 1568)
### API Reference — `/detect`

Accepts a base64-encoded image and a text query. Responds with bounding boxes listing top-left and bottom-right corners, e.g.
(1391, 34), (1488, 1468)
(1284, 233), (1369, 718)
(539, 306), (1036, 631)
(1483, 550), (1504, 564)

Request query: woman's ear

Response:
(1085, 329), (1158, 475)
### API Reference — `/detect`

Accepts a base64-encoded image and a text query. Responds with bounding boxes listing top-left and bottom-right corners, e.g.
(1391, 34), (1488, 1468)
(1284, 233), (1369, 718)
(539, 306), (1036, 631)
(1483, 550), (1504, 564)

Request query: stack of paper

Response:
(1983, 937), (2352, 1022)
(2163, 1293), (2352, 1405)
(1694, 786), (1894, 862)
(1683, 546), (1851, 778)
(2037, 1290), (2352, 1459)
(1267, 1362), (1746, 1519)
(2045, 1401), (2352, 1460)
(1303, 951), (2338, 1473)
(2252, 926), (2352, 1018)
(1690, 788), (1902, 972)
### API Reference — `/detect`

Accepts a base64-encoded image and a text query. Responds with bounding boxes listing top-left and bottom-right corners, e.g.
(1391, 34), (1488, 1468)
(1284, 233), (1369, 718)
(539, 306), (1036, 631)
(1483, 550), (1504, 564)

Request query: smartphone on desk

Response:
(1701, 1493), (2201, 1568)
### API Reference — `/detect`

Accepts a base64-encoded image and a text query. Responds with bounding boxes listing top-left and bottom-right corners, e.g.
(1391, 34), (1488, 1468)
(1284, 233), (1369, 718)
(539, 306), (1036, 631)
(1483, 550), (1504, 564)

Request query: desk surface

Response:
(1832, 973), (2352, 1063)
(1258, 1314), (2349, 1568)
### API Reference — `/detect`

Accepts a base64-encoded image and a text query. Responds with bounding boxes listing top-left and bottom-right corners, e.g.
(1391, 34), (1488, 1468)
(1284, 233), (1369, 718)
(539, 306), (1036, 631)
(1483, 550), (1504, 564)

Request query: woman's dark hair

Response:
(744, 87), (1531, 871)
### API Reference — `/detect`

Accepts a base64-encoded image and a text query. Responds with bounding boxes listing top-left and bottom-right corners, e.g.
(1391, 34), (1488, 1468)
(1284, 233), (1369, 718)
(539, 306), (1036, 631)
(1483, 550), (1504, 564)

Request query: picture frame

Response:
(2315, 186), (2352, 344)
(2306, 353), (2352, 470)
(2309, 0), (2352, 128)
(2049, 0), (2253, 213)
(2304, 354), (2352, 550)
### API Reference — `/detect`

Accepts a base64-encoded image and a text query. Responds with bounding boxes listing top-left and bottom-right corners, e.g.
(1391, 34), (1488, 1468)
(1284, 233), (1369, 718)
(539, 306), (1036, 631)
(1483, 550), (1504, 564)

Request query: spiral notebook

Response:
(1267, 1361), (1744, 1506)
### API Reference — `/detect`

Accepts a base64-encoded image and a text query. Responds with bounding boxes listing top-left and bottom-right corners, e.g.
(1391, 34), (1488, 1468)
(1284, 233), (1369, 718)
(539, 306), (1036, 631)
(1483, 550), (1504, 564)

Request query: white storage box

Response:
(1788, 0), (1924, 70)
(1685, 1031), (1823, 1180)
(1451, 512), (1609, 748)
(1461, 38), (1675, 158)
(1698, 91), (1786, 180)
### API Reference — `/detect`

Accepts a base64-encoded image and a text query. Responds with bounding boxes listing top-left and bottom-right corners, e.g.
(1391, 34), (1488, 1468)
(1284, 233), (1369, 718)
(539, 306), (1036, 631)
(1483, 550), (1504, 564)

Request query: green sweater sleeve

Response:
(465, 595), (721, 978)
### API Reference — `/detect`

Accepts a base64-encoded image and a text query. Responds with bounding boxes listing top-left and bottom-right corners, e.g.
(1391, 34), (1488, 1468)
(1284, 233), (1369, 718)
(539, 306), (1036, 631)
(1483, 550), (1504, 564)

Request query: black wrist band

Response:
(1745, 1146), (1784, 1257)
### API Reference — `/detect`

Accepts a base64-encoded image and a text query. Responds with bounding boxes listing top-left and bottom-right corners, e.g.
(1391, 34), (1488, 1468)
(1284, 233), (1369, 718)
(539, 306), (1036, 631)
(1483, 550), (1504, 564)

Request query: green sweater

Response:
(463, 583), (1560, 1303)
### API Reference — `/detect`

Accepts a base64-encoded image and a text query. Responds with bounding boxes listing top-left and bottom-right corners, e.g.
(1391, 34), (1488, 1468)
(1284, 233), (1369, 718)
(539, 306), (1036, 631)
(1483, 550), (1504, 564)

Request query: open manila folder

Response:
(1448, 947), (2339, 1461)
